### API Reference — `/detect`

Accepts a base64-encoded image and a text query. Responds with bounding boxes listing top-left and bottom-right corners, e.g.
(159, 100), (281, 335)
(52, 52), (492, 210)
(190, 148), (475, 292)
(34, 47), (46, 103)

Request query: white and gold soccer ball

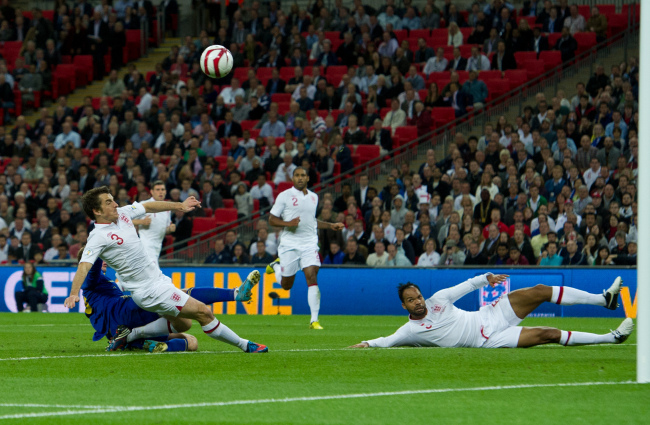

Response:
(199, 45), (233, 78)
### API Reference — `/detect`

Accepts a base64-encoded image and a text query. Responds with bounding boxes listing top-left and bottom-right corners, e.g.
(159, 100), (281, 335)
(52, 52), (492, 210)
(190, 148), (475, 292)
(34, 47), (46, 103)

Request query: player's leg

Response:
(507, 277), (623, 319)
(186, 270), (260, 302)
(303, 265), (323, 329)
(178, 296), (268, 353)
(517, 318), (634, 347)
(267, 251), (300, 290)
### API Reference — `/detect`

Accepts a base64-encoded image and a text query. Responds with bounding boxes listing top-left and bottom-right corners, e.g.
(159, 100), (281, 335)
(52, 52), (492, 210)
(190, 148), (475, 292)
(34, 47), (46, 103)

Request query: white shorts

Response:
(130, 273), (189, 317)
(478, 294), (524, 348)
(278, 246), (321, 278)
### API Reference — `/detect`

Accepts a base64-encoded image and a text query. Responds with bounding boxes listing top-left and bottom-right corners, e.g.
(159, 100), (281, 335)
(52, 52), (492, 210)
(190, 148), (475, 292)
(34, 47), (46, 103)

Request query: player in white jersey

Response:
(64, 186), (268, 353)
(266, 167), (344, 329)
(132, 181), (175, 268)
(350, 274), (634, 349)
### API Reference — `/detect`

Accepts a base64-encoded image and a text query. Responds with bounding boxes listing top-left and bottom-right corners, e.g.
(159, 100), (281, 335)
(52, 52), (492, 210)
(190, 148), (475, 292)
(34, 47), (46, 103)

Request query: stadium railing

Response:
(159, 7), (640, 265)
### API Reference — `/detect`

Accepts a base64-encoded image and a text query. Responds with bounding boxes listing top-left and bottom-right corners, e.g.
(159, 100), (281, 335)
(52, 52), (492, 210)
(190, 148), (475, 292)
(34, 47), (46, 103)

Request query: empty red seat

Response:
(233, 67), (251, 81)
(574, 32), (597, 54)
(257, 67), (274, 79)
(125, 30), (142, 62)
(279, 66), (294, 80)
(547, 33), (562, 48)
(409, 29), (430, 39)
(478, 70), (501, 81)
(431, 107), (456, 127)
(577, 5), (591, 20)
(393, 29), (408, 42)
(597, 4), (615, 16)
(514, 51), (537, 64)
(73, 55), (93, 83)
(192, 217), (217, 236)
(223, 199), (235, 208)
(504, 70), (528, 90)
(240, 120), (258, 131)
(539, 51), (562, 71)
(487, 80), (510, 101)
(276, 182), (293, 193)
(518, 60), (545, 80)
(213, 208), (238, 222)
(271, 93), (292, 103)
(608, 14), (627, 35)
(394, 126), (418, 141)
(355, 145), (380, 163)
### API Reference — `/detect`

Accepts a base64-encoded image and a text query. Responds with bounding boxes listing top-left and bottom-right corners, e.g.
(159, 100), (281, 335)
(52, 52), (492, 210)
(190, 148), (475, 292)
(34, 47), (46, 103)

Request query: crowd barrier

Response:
(0, 267), (636, 318)
(1, 266), (636, 318)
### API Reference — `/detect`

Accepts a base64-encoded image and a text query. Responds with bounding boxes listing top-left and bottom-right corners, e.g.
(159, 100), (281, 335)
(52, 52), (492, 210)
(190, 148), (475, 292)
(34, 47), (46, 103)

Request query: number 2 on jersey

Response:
(111, 234), (124, 245)
(292, 197), (298, 206)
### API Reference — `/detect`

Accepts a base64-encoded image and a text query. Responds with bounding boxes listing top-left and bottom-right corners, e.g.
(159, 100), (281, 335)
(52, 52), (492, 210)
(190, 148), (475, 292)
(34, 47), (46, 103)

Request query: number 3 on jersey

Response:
(111, 233), (124, 245)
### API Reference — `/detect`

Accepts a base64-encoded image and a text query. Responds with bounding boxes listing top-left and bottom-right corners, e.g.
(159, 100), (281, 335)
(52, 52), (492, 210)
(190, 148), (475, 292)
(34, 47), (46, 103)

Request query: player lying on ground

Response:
(78, 246), (259, 353)
(266, 166), (344, 330)
(65, 186), (268, 353)
(350, 273), (634, 349)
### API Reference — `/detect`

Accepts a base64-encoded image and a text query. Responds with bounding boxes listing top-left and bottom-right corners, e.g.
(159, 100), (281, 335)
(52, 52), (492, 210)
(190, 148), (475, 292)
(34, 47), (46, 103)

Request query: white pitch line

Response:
(0, 381), (643, 421)
(0, 343), (637, 363)
(0, 404), (105, 409)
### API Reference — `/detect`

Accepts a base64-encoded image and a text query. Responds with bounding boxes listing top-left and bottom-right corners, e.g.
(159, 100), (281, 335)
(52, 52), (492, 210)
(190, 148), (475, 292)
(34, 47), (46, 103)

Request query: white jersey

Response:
(80, 202), (157, 292)
(364, 274), (494, 348)
(270, 187), (318, 253)
(137, 197), (171, 258)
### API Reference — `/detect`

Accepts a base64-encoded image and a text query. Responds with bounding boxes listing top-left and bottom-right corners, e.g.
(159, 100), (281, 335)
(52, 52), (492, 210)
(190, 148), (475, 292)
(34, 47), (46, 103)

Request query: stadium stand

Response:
(0, 0), (640, 270)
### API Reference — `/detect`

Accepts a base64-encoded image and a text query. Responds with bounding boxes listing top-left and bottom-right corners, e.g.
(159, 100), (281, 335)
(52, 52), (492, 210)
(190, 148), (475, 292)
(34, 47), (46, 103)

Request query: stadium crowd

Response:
(0, 0), (639, 269)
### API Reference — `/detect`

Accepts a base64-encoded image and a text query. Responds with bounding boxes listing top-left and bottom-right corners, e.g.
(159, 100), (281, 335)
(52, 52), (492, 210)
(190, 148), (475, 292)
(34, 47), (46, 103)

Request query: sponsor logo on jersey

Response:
(479, 277), (510, 307)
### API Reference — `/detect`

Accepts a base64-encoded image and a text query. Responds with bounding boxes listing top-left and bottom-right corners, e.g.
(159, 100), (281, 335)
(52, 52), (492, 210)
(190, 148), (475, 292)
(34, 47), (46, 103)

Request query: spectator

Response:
(506, 246), (530, 266)
(587, 6), (608, 43)
(366, 240), (389, 266)
(251, 241), (275, 265)
(323, 241), (345, 265)
(539, 241), (563, 265)
(417, 238), (440, 267)
(447, 22), (463, 47)
(439, 240), (466, 265)
(555, 27), (578, 63)
(232, 244), (250, 265)
(491, 41), (517, 74)
(464, 240), (488, 265)
(386, 243), (411, 266)
(563, 5), (586, 35)
(204, 239), (232, 264)
(14, 263), (48, 312)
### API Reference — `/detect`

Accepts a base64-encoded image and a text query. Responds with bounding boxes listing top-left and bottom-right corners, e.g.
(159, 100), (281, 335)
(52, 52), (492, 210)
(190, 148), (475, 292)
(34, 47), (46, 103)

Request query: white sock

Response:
(201, 319), (249, 351)
(559, 330), (616, 346)
(126, 318), (171, 342)
(272, 263), (282, 280)
(550, 286), (606, 306)
(307, 285), (321, 323)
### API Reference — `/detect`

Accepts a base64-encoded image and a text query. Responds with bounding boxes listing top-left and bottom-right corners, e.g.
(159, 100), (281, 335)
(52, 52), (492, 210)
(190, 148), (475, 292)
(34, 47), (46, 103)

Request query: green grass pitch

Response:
(0, 313), (648, 424)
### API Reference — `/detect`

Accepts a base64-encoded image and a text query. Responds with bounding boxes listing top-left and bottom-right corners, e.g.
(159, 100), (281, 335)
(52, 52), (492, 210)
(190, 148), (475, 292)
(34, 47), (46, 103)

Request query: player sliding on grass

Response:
(350, 273), (634, 349)
(65, 186), (268, 353)
(77, 245), (260, 353)
(266, 167), (344, 329)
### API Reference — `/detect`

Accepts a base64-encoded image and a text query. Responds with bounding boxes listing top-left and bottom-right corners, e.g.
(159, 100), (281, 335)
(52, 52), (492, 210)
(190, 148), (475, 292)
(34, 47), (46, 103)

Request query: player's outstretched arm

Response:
(317, 219), (344, 231)
(432, 273), (507, 303)
(132, 217), (152, 226)
(143, 196), (201, 214)
(64, 262), (93, 309)
(348, 342), (370, 348)
(269, 213), (300, 228)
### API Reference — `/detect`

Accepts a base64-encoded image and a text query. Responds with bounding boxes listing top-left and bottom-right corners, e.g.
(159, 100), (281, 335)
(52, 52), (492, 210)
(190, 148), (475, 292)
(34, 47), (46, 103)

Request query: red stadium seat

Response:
(257, 67), (274, 79)
(518, 60), (545, 80)
(539, 51), (562, 71)
(125, 30), (142, 62)
(233, 67), (251, 81)
(324, 31), (339, 40)
(73, 55), (94, 84)
(622, 4), (640, 22)
(409, 29), (430, 39)
(192, 217), (217, 236)
(394, 126), (418, 142)
(355, 145), (380, 164)
(279, 66), (294, 80)
(608, 14), (627, 36)
(203, 208), (213, 218)
(213, 208), (238, 222)
(431, 107), (455, 127)
(393, 29), (408, 42)
(577, 5), (591, 20)
(514, 51), (537, 64)
(487, 80), (510, 101)
(271, 93), (292, 103)
(574, 32), (597, 54)
(276, 181), (293, 193)
(42, 10), (54, 21)
(478, 70), (501, 81)
(504, 70), (528, 90)
(223, 199), (235, 208)
(597, 4), (615, 16)
(547, 33), (562, 48)
(459, 27), (472, 41)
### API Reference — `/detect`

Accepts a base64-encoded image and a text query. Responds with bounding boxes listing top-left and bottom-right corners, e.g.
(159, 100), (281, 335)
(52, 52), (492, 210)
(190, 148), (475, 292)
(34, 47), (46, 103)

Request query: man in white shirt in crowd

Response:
(132, 181), (176, 268)
(366, 240), (389, 266)
(273, 154), (297, 186)
(266, 167), (344, 329)
(350, 274), (632, 349)
(250, 174), (274, 208)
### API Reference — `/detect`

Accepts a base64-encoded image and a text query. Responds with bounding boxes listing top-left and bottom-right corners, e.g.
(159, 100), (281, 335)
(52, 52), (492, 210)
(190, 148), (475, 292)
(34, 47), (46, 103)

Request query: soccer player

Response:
(78, 246), (259, 353)
(350, 273), (634, 349)
(266, 167), (344, 329)
(64, 186), (268, 353)
(132, 180), (175, 268)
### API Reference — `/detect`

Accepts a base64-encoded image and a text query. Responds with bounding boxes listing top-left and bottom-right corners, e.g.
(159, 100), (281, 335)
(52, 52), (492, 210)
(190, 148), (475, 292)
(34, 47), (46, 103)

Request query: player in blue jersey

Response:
(78, 246), (260, 352)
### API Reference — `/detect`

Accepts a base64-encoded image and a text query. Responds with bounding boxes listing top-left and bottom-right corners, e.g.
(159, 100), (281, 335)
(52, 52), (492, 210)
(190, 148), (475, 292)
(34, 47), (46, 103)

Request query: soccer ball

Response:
(200, 45), (233, 78)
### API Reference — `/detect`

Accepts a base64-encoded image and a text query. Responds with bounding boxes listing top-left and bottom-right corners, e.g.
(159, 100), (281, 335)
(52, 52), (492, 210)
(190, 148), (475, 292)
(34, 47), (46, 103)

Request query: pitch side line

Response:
(0, 381), (642, 420)
(0, 404), (106, 409)
(0, 343), (637, 362)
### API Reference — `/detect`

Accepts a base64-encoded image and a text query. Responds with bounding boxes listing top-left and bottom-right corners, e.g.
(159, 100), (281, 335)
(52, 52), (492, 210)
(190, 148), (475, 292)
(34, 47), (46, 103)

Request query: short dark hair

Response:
(152, 180), (165, 189)
(398, 282), (421, 302)
(82, 186), (111, 221)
